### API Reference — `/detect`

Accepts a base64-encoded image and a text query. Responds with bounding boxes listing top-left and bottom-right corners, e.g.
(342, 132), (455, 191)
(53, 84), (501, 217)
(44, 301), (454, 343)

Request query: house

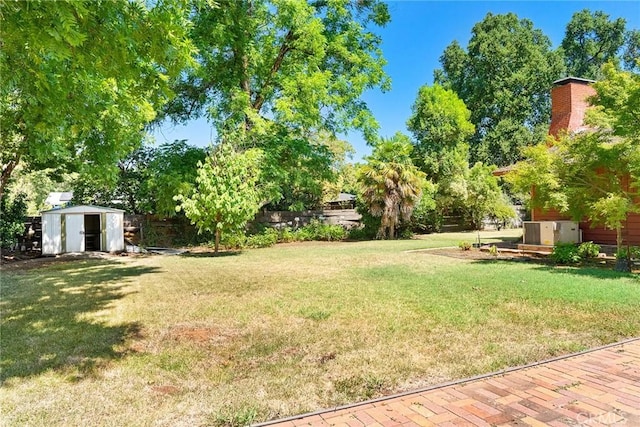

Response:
(530, 77), (640, 246)
(41, 205), (125, 255)
(44, 191), (73, 208)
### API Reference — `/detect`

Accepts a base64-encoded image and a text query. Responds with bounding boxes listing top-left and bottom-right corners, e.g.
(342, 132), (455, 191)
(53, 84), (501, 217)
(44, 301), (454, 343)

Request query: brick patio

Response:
(256, 338), (640, 427)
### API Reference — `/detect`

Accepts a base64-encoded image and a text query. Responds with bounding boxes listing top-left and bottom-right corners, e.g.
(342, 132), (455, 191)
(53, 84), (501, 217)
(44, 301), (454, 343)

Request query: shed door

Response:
(65, 214), (85, 252)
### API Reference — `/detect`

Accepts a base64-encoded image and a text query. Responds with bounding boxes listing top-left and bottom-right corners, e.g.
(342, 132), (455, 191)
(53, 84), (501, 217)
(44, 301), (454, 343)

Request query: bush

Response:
(577, 241), (600, 259)
(551, 243), (581, 264)
(245, 228), (278, 248)
(347, 226), (370, 241)
(278, 226), (296, 243)
(458, 241), (472, 251)
(489, 244), (498, 257)
(298, 219), (346, 241)
(221, 233), (247, 250)
(0, 192), (27, 250)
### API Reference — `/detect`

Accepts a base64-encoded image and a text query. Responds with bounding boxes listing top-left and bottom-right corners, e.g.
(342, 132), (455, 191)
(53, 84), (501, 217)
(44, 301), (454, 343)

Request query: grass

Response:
(2, 230), (639, 426)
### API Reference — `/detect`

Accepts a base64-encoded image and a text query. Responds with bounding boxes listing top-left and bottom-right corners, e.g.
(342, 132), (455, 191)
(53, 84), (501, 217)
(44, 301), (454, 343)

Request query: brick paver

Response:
(257, 339), (640, 427)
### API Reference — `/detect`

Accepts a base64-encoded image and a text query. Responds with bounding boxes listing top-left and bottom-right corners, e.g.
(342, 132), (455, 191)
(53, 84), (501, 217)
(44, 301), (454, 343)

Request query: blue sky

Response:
(153, 1), (640, 161)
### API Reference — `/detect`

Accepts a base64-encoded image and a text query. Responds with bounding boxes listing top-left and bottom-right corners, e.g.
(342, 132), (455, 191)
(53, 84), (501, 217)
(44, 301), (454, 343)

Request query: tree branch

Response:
(252, 29), (296, 112)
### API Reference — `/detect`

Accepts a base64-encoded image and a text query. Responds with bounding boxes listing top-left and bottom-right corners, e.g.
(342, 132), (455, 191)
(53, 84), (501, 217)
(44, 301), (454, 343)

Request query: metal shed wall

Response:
(41, 206), (124, 255)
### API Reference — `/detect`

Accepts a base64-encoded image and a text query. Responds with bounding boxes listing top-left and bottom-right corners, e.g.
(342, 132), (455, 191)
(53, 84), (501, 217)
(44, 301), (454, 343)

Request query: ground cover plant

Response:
(2, 230), (640, 426)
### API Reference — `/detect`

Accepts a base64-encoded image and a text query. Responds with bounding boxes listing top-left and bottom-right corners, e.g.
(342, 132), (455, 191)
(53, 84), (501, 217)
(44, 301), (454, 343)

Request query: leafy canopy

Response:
(162, 0), (390, 209)
(434, 12), (565, 167)
(72, 140), (206, 216)
(561, 9), (627, 80)
(0, 0), (195, 198)
(407, 84), (474, 182)
(586, 63), (640, 141)
(508, 132), (639, 255)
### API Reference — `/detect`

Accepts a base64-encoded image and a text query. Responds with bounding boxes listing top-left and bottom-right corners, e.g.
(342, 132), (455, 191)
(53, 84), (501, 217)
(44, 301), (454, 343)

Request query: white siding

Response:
(42, 213), (62, 255)
(106, 213), (124, 252)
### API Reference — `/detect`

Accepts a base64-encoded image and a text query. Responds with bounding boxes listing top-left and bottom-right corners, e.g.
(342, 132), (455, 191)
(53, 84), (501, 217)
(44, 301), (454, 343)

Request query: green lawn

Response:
(2, 230), (639, 426)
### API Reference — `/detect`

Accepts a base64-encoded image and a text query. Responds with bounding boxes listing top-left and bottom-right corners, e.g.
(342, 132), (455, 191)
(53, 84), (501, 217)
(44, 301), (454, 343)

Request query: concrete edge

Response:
(252, 336), (640, 426)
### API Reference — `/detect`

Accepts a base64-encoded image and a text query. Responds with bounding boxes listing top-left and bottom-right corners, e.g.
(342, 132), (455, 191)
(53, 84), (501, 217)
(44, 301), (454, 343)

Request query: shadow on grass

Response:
(1, 259), (159, 384)
(181, 250), (241, 258)
(472, 258), (638, 280)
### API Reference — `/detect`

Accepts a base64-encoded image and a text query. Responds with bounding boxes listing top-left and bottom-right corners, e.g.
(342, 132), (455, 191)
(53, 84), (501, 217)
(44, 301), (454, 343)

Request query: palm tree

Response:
(357, 133), (426, 239)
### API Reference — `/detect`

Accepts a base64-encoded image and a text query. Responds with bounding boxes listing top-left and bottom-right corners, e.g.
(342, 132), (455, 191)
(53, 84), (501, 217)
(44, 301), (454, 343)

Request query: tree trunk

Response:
(0, 157), (20, 201)
(214, 229), (220, 254)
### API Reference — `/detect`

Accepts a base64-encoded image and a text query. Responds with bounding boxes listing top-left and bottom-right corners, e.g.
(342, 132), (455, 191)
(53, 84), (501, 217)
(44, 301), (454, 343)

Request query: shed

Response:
(41, 205), (125, 255)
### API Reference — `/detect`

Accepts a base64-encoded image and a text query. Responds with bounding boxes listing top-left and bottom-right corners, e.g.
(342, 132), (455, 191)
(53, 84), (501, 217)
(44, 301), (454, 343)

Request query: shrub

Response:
(489, 244), (499, 257)
(221, 233), (247, 250)
(278, 226), (296, 243)
(458, 241), (472, 251)
(0, 192), (27, 250)
(577, 241), (600, 259)
(245, 228), (278, 248)
(551, 242), (581, 264)
(347, 226), (370, 241)
(630, 246), (640, 259)
(297, 219), (346, 241)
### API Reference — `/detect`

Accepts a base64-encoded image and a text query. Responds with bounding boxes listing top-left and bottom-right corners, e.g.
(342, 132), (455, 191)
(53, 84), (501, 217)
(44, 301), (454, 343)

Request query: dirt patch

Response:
(167, 326), (240, 346)
(151, 385), (181, 395)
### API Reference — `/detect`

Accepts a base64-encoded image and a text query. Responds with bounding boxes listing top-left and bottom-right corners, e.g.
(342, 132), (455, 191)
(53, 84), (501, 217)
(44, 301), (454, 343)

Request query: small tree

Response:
(463, 162), (514, 230)
(175, 143), (263, 254)
(508, 132), (639, 271)
(357, 133), (427, 239)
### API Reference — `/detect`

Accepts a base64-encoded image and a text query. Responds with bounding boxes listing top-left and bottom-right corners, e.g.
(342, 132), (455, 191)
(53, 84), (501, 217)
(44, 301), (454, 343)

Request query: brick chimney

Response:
(548, 77), (597, 138)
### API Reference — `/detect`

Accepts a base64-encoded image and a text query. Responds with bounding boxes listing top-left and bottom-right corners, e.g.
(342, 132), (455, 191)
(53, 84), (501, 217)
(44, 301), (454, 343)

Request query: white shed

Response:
(41, 205), (125, 255)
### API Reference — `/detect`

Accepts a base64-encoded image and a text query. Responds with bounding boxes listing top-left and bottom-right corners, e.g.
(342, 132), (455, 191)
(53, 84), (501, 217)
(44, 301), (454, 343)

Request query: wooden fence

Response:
(254, 209), (361, 229)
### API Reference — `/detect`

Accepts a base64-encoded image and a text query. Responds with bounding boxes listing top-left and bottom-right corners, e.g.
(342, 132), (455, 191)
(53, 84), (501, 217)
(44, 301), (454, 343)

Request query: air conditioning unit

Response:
(523, 221), (581, 245)
(553, 221), (580, 244)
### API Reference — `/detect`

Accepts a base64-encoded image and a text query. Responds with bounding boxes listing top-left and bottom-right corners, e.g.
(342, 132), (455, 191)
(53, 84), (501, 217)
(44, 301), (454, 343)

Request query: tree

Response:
(406, 84), (474, 182)
(146, 141), (207, 216)
(463, 162), (514, 230)
(508, 132), (639, 271)
(561, 9), (627, 80)
(434, 13), (565, 166)
(357, 133), (427, 239)
(623, 30), (640, 72)
(586, 63), (640, 141)
(175, 143), (263, 253)
(161, 0), (390, 207)
(0, 0), (195, 199)
(72, 140), (206, 216)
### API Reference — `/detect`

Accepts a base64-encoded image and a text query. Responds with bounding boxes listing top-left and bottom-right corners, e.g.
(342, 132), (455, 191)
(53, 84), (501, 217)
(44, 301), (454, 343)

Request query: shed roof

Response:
(41, 205), (125, 215)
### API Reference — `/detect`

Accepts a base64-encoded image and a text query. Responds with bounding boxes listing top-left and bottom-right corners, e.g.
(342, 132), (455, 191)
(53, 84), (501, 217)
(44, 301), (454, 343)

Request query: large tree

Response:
(434, 13), (565, 167)
(406, 84), (474, 182)
(357, 133), (426, 239)
(0, 0), (194, 199)
(561, 9), (626, 80)
(587, 63), (640, 141)
(161, 0), (390, 208)
(72, 140), (206, 216)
